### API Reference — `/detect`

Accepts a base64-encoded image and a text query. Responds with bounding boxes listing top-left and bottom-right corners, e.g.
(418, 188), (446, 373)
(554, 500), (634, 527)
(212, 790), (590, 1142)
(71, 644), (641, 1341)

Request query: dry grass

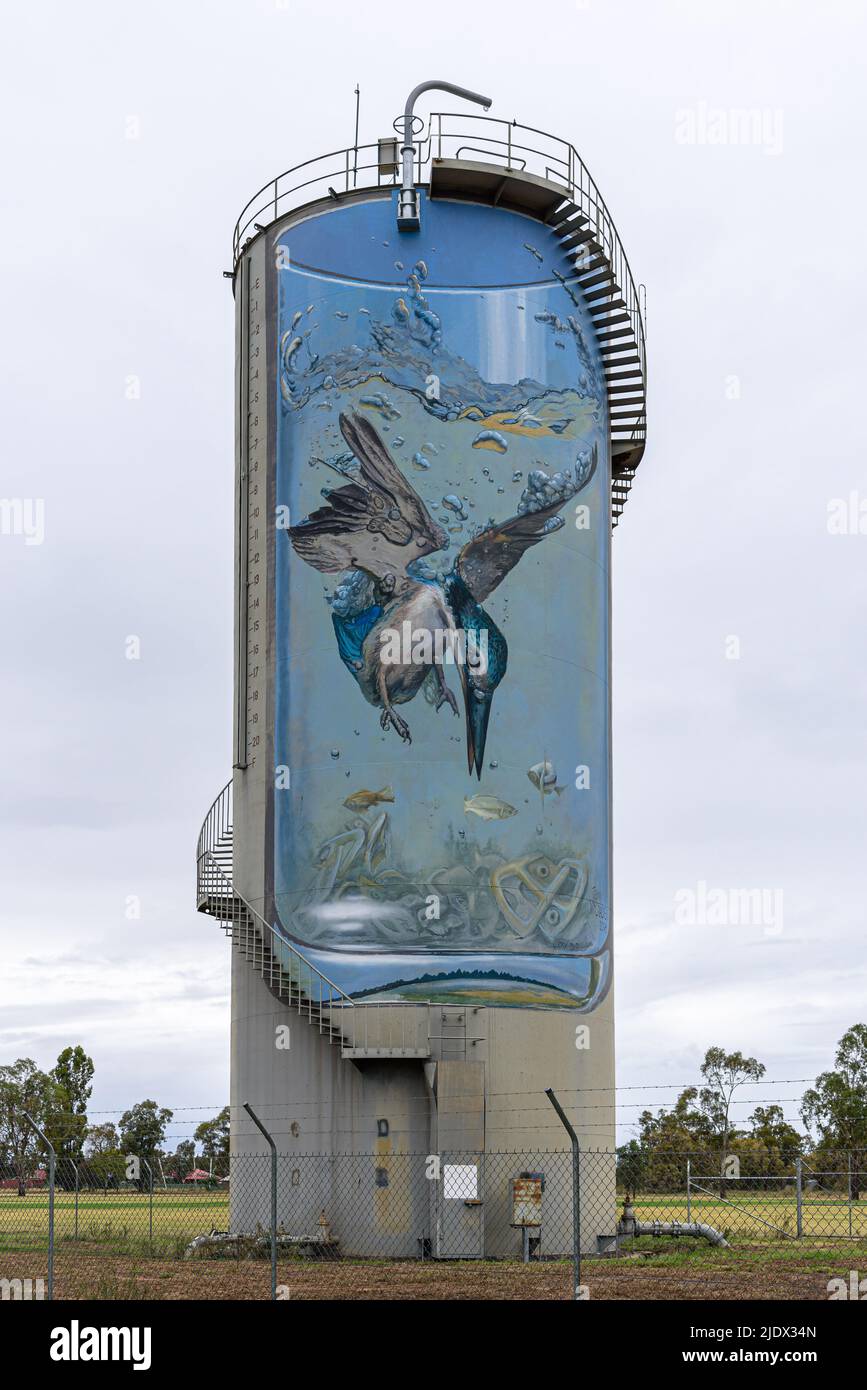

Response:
(0, 1248), (856, 1301)
(3, 1188), (865, 1300)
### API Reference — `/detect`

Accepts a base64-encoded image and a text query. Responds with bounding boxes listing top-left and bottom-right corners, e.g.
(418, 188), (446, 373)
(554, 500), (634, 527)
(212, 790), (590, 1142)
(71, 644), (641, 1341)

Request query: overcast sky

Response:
(1, 0), (864, 1149)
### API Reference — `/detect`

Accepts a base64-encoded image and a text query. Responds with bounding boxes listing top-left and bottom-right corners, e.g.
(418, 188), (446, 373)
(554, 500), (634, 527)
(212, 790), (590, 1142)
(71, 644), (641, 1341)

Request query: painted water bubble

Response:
(472, 430), (508, 454)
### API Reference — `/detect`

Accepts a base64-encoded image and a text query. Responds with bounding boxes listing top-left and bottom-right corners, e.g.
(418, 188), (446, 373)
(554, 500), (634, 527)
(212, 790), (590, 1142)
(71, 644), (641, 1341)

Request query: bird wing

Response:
(288, 412), (447, 583)
(457, 443), (598, 602)
(456, 501), (568, 602)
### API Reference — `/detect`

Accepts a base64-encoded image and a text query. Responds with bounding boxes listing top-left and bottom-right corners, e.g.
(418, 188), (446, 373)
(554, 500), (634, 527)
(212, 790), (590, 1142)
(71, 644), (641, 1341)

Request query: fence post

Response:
(142, 1159), (154, 1250)
(72, 1161), (79, 1241)
(244, 1103), (277, 1300)
(545, 1088), (581, 1299)
(847, 1152), (853, 1237)
(23, 1111), (55, 1301)
(795, 1156), (803, 1238)
(686, 1158), (691, 1223)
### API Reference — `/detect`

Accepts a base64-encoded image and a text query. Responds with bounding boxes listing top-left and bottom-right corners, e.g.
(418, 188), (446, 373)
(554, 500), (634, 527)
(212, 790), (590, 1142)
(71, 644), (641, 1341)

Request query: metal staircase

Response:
(425, 156), (645, 524)
(196, 782), (430, 1059)
(547, 193), (644, 526)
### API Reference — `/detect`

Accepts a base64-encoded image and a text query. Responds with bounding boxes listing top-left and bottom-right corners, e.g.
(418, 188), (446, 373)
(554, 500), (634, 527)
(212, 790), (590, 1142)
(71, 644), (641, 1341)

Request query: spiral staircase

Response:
(196, 783), (431, 1060)
(425, 156), (645, 525)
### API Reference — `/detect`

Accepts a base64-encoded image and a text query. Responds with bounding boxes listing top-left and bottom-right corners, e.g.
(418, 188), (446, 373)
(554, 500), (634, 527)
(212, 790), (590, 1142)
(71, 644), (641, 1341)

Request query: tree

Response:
(638, 1087), (715, 1149)
(747, 1104), (803, 1161)
(0, 1059), (61, 1191)
(194, 1106), (230, 1161)
(738, 1104), (803, 1183)
(631, 1088), (717, 1191)
(84, 1122), (119, 1156)
(83, 1123), (124, 1191)
(697, 1046), (765, 1192)
(48, 1046), (94, 1162)
(167, 1141), (196, 1182)
(119, 1100), (173, 1186)
(801, 1023), (867, 1197)
(119, 1100), (173, 1158)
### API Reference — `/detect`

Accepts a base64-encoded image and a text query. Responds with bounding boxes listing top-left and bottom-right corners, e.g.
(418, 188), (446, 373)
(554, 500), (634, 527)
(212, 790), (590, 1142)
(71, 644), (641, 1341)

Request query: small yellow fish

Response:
(464, 794), (518, 822)
(343, 786), (395, 811)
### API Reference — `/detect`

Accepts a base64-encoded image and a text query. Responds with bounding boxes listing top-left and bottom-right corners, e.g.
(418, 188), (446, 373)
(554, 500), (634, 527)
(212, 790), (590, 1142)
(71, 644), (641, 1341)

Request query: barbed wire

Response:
(48, 1079), (818, 1120)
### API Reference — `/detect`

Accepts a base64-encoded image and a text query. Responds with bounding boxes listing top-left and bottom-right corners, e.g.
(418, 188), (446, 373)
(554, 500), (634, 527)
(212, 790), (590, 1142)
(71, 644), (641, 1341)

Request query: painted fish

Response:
(528, 760), (565, 796)
(459, 399), (583, 441)
(464, 794), (518, 821)
(343, 786), (395, 811)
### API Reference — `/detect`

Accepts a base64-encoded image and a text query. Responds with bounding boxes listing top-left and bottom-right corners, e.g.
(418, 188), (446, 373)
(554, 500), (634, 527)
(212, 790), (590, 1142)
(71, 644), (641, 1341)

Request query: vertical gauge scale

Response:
(235, 256), (267, 772)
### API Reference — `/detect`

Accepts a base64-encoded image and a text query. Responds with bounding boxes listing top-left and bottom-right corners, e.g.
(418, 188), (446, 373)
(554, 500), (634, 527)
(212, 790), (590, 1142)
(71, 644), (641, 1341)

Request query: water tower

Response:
(196, 81), (646, 1257)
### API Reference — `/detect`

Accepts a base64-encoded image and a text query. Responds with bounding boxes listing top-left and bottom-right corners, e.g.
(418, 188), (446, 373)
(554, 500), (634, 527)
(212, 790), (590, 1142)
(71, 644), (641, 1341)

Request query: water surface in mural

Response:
(274, 195), (610, 1007)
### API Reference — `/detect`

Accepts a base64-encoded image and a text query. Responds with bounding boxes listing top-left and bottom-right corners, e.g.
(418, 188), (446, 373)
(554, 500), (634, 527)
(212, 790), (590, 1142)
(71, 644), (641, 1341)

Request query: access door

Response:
(436, 1154), (484, 1257)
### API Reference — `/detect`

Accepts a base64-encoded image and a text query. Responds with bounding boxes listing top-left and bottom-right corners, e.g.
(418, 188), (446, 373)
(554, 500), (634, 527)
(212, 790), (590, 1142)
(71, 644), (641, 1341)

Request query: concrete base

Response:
(230, 953), (615, 1256)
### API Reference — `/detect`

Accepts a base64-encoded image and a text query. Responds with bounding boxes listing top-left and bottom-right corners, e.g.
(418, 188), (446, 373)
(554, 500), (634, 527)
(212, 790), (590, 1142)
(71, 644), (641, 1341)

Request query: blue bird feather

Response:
(287, 413), (594, 774)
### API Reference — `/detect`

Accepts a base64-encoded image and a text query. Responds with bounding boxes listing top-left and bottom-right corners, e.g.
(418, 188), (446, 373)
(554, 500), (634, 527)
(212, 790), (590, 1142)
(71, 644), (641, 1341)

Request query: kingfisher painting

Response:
(288, 412), (596, 777)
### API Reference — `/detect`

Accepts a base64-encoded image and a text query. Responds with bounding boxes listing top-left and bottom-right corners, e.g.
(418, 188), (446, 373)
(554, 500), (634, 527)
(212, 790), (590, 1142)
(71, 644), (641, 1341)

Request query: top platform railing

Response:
(231, 112), (645, 380)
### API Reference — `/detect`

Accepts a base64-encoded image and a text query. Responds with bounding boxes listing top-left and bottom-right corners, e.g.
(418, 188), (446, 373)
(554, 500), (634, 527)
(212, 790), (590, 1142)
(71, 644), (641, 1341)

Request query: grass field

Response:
(4, 1187), (865, 1247)
(631, 1191), (867, 1240)
(2, 1188), (865, 1299)
(0, 1190), (231, 1255)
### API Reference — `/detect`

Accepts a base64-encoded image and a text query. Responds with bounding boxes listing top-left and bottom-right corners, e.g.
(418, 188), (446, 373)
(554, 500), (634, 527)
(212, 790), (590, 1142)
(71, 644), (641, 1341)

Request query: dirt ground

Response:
(32, 1253), (845, 1301)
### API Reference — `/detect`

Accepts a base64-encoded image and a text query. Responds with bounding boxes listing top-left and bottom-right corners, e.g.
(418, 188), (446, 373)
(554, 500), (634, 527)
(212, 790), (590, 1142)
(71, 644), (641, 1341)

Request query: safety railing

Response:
(232, 114), (643, 376)
(196, 782), (430, 1056)
(231, 111), (646, 484)
(196, 778), (233, 898)
(199, 845), (354, 1040)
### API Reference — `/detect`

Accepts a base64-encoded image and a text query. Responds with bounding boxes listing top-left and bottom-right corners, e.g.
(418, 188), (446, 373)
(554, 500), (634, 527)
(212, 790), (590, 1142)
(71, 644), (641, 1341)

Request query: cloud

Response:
(1, 0), (864, 1135)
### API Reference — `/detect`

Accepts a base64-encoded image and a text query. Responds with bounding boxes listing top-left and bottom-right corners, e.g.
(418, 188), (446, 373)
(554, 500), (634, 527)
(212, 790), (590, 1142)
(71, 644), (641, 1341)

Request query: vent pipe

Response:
(398, 80), (492, 231)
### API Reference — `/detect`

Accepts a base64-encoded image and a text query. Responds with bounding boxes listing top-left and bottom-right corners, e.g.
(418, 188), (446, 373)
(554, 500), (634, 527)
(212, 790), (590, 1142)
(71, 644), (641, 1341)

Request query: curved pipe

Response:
(398, 79), (492, 230)
(637, 1220), (729, 1248)
(618, 1207), (730, 1249)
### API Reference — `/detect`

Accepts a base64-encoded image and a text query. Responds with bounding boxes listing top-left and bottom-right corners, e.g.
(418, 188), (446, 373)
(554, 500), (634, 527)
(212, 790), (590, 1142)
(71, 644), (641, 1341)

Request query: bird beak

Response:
(464, 688), (492, 780)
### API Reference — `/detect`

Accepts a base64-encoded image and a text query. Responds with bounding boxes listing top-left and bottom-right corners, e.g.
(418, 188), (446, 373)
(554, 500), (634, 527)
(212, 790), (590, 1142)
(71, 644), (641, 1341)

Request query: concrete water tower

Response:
(196, 81), (647, 1256)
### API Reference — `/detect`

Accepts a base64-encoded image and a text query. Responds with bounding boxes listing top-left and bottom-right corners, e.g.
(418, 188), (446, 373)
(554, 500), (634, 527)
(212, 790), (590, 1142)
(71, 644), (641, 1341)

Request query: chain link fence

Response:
(2, 1148), (866, 1301)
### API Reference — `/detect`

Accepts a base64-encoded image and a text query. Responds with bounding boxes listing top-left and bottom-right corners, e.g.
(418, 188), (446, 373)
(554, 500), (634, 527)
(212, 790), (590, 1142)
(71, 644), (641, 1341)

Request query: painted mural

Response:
(273, 193), (610, 1008)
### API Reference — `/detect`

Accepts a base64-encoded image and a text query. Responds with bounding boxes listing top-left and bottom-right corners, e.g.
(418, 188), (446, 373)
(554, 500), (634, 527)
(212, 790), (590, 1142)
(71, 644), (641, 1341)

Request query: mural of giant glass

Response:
(274, 194), (610, 1009)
